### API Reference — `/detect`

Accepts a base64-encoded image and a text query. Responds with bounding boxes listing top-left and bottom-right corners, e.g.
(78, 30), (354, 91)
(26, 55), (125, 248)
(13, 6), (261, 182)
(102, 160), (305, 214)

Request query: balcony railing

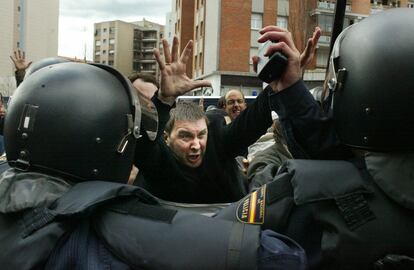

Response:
(315, 2), (351, 12)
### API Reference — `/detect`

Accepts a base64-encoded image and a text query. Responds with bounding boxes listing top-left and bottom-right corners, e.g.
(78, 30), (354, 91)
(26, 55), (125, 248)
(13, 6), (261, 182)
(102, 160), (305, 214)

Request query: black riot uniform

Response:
(217, 155), (414, 269)
(0, 60), (306, 270)
(218, 8), (414, 270)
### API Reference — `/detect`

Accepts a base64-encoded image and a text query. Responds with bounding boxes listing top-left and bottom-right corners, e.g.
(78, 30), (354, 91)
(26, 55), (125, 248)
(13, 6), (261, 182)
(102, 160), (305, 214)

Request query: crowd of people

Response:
(0, 8), (413, 269)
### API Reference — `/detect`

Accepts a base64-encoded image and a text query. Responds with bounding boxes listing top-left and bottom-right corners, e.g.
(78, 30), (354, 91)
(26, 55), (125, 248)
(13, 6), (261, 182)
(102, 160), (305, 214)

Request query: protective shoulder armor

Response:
(279, 159), (373, 205)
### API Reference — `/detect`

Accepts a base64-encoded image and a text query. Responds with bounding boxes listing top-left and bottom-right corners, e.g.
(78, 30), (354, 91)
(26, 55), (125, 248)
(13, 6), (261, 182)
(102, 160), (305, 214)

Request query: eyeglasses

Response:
(226, 99), (245, 106)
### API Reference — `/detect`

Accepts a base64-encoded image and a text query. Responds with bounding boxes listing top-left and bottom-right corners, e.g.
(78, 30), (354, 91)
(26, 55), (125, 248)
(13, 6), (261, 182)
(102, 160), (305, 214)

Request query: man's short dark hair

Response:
(165, 101), (208, 135)
(128, 73), (159, 89)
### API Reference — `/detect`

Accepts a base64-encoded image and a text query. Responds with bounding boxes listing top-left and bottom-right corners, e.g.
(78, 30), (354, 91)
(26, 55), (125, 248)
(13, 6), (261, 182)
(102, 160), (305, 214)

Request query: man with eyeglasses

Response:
(223, 89), (247, 122)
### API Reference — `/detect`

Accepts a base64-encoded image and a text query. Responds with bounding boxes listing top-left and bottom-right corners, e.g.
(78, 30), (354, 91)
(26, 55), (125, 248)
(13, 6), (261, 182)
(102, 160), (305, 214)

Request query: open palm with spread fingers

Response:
(10, 50), (32, 71)
(154, 36), (211, 100)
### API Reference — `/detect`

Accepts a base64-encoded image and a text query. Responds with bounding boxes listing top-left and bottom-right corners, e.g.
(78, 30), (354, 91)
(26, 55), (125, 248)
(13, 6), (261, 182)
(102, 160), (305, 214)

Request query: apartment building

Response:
(0, 0), (59, 95)
(169, 0), (195, 78)
(93, 20), (164, 77)
(299, 0), (414, 86)
(172, 0), (413, 96)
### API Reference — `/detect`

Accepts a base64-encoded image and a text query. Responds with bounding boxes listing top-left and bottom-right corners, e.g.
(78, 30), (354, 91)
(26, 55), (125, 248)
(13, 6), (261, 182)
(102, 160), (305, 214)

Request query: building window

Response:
(17, 41), (20, 48)
(102, 60), (106, 64)
(318, 14), (333, 33)
(109, 27), (115, 34)
(108, 60), (114, 66)
(103, 39), (107, 44)
(17, 6), (21, 12)
(316, 50), (328, 67)
(251, 13), (263, 30)
(277, 16), (288, 30)
(103, 28), (107, 33)
(200, 21), (204, 37)
(95, 40), (101, 46)
(199, 52), (203, 70)
(109, 39), (115, 44)
(109, 50), (115, 55)
(102, 50), (107, 54)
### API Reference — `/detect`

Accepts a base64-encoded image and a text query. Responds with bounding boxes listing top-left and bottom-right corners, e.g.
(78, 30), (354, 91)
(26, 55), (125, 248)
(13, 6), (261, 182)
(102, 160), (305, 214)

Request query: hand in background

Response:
(10, 50), (32, 71)
(300, 27), (321, 69)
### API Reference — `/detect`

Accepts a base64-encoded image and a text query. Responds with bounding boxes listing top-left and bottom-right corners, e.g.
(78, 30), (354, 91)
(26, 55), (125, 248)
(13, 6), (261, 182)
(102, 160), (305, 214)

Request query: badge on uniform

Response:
(236, 185), (266, 224)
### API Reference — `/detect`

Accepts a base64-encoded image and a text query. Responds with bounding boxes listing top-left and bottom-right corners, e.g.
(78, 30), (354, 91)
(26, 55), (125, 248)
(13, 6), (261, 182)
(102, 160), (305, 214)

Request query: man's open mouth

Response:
(188, 154), (200, 163)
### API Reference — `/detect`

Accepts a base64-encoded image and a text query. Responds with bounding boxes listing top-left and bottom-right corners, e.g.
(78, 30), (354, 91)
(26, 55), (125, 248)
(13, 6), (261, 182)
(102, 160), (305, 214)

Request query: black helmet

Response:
(4, 62), (155, 183)
(327, 8), (414, 151)
(24, 57), (70, 79)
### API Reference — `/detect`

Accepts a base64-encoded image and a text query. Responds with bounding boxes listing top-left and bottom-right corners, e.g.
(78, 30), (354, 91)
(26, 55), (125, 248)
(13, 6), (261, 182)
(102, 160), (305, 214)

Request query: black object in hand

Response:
(257, 41), (288, 83)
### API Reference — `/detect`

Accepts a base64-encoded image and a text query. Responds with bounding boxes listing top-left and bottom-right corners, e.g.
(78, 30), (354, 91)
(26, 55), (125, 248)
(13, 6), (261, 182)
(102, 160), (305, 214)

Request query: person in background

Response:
(127, 73), (160, 185)
(223, 89), (247, 122)
(129, 73), (159, 100)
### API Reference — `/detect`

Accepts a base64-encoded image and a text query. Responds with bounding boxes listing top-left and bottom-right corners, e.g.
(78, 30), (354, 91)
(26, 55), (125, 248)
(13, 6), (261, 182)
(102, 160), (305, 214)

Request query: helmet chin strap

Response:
(117, 114), (135, 154)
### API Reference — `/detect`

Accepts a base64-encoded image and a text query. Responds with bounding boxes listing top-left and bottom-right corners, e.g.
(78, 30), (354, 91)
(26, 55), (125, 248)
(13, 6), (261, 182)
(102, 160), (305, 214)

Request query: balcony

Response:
(137, 58), (156, 63)
(311, 2), (368, 20)
(311, 2), (352, 15)
(142, 37), (157, 42)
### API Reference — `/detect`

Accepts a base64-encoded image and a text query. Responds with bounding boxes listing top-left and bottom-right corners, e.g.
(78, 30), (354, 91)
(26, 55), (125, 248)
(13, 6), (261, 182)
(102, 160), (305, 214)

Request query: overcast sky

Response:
(58, 0), (171, 60)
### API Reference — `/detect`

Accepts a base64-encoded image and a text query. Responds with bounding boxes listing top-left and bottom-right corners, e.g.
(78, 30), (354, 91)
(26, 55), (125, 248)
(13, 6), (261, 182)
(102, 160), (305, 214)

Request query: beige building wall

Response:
(24, 0), (59, 61)
(0, 0), (59, 95)
(94, 20), (164, 77)
(114, 21), (134, 76)
(94, 21), (134, 76)
(0, 1), (15, 95)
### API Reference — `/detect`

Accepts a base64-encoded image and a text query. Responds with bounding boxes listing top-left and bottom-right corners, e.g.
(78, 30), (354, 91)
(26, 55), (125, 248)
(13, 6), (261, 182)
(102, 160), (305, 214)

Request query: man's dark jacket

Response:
(134, 89), (274, 203)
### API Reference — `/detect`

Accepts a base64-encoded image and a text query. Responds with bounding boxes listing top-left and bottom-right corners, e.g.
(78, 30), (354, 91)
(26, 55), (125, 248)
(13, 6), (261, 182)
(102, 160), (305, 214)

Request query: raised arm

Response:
(10, 50), (32, 87)
(255, 26), (350, 159)
(154, 36), (210, 105)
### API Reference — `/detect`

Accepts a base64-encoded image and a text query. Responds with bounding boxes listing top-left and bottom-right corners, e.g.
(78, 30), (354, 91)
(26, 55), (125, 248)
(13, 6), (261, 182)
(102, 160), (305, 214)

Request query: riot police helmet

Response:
(24, 57), (70, 79)
(4, 62), (157, 183)
(326, 8), (414, 151)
